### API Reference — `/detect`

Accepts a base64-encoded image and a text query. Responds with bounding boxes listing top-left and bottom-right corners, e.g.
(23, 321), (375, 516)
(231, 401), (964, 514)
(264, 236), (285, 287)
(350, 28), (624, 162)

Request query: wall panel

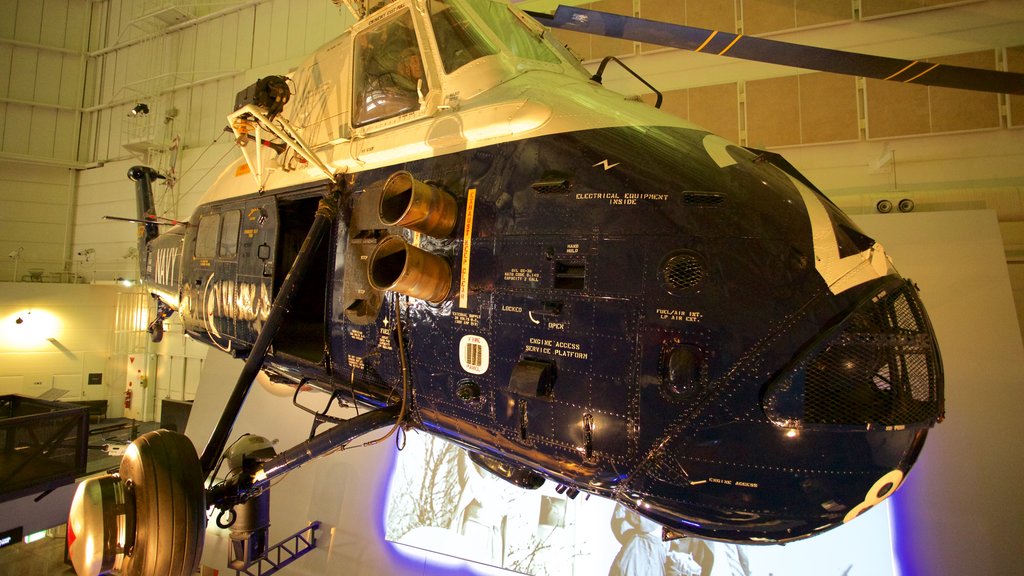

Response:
(219, 12), (239, 73)
(862, 0), (931, 19)
(285, 0), (309, 60)
(39, 0), (69, 48)
(34, 50), (62, 105)
(58, 54), (82, 107)
(0, 0), (16, 37)
(688, 83), (740, 143)
(305, 0), (328, 54)
(1011, 46), (1024, 128)
(794, 0), (851, 28)
(866, 78), (930, 138)
(648, 88), (688, 122)
(743, 0), (798, 35)
(64, 0), (87, 50)
(13, 0), (43, 44)
(746, 75), (800, 147)
(56, 109), (77, 162)
(684, 0), (736, 33)
(269, 0), (292, 61)
(28, 107), (58, 157)
(638, 0), (744, 51)
(234, 6), (256, 70)
(928, 51), (1000, 134)
(0, 45), (10, 98)
(251, 1), (274, 70)
(3, 104), (32, 154)
(9, 46), (39, 101)
(799, 73), (859, 144)
(176, 26), (197, 80)
(589, 0), (634, 58)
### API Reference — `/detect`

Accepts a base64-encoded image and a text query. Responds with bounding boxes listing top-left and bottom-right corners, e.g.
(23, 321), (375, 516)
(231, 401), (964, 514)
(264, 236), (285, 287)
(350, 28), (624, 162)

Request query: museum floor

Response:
(0, 532), (73, 576)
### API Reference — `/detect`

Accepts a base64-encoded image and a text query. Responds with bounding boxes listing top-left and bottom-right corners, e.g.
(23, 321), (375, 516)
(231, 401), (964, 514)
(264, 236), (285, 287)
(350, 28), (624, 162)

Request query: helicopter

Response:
(63, 0), (1003, 573)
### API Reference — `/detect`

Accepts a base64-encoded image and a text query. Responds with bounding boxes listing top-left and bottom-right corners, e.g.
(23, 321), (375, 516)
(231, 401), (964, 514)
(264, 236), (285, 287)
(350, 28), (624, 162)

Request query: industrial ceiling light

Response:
(15, 316), (24, 325)
(128, 103), (150, 117)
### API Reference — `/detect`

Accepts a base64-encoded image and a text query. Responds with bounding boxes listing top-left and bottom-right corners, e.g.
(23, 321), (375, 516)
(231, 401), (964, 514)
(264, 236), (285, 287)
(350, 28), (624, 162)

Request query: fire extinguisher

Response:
(125, 383), (133, 409)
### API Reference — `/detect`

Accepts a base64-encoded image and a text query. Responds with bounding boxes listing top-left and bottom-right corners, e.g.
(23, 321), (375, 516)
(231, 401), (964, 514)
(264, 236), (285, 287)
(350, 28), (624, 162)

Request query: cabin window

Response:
(195, 214), (220, 259)
(353, 10), (431, 127)
(219, 210), (241, 258)
(429, 1), (497, 74)
(472, 1), (559, 65)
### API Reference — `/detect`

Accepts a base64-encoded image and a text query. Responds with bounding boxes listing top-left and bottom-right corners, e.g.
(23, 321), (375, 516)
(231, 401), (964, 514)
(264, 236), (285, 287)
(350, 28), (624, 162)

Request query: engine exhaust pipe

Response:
(367, 236), (452, 303)
(379, 171), (458, 238)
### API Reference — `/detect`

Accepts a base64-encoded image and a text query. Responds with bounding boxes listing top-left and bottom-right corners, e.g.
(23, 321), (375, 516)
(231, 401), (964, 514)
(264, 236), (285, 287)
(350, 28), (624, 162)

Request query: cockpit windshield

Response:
(353, 9), (429, 127)
(469, 0), (561, 65)
(429, 0), (499, 74)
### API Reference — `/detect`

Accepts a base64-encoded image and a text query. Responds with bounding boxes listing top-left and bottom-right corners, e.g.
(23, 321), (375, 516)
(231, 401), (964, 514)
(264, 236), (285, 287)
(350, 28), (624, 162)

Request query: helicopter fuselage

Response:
(137, 0), (942, 544)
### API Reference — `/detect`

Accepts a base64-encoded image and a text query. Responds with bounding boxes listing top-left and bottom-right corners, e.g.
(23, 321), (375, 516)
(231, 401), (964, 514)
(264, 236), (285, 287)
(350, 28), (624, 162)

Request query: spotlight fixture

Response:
(128, 103), (150, 117)
(16, 316), (24, 325)
(876, 199), (893, 214)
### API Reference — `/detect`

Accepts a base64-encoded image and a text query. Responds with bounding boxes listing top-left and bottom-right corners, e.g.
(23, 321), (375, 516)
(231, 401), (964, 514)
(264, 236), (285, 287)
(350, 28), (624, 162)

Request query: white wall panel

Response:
(40, 0), (69, 48)
(176, 25), (196, 79)
(251, 1), (273, 70)
(0, 0), (16, 38)
(235, 6), (255, 70)
(195, 19), (222, 75)
(3, 103), (31, 154)
(58, 54), (82, 107)
(285, 0), (309, 60)
(218, 12), (239, 73)
(9, 46), (38, 100)
(13, 0), (43, 44)
(305, 0), (327, 54)
(28, 107), (58, 157)
(0, 44), (12, 98)
(269, 0), (291, 62)
(54, 109), (78, 160)
(34, 50), (63, 105)
(64, 0), (87, 50)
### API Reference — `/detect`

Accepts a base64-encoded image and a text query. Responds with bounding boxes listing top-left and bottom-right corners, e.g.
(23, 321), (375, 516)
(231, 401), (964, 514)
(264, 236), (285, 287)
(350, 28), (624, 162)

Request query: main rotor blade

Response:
(528, 6), (1024, 95)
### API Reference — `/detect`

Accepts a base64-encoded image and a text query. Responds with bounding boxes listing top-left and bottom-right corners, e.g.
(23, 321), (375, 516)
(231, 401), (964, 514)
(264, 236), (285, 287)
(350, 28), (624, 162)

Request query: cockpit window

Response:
(195, 214), (219, 259)
(471, 0), (560, 65)
(429, 1), (498, 74)
(353, 10), (430, 127)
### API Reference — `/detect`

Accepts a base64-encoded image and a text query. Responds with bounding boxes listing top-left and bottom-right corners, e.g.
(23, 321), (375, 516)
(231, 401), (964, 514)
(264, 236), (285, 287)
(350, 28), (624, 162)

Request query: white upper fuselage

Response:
(203, 0), (699, 205)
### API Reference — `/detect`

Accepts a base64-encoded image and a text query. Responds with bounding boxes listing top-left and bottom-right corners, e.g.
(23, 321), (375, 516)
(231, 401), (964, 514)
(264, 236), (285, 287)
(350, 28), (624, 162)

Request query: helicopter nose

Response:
(761, 276), (943, 429)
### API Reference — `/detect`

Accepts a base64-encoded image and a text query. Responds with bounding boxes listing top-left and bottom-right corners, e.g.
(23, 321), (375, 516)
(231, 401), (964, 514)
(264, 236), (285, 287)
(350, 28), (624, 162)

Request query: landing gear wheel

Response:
(119, 430), (206, 576)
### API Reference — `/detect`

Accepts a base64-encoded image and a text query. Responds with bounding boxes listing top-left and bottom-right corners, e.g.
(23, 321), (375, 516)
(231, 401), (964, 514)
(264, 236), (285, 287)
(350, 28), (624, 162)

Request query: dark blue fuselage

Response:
(168, 124), (942, 543)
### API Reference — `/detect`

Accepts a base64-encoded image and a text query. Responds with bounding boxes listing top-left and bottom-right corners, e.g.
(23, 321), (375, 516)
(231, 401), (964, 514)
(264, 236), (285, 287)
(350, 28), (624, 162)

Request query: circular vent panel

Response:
(661, 252), (705, 293)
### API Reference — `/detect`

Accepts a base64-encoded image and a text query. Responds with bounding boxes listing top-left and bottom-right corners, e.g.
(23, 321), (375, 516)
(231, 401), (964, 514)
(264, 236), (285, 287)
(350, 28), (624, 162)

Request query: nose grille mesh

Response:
(763, 280), (944, 428)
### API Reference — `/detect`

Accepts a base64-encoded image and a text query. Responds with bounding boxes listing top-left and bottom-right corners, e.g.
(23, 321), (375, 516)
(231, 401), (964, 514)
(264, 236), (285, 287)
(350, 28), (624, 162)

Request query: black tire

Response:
(119, 429), (206, 576)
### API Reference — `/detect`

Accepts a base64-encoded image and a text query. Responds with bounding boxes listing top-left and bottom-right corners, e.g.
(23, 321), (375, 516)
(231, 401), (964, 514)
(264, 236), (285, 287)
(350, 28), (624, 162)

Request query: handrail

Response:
(590, 56), (664, 109)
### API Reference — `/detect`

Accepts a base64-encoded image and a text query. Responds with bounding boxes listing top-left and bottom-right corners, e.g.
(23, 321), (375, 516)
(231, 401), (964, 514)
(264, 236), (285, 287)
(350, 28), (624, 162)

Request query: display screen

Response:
(385, 432), (896, 576)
